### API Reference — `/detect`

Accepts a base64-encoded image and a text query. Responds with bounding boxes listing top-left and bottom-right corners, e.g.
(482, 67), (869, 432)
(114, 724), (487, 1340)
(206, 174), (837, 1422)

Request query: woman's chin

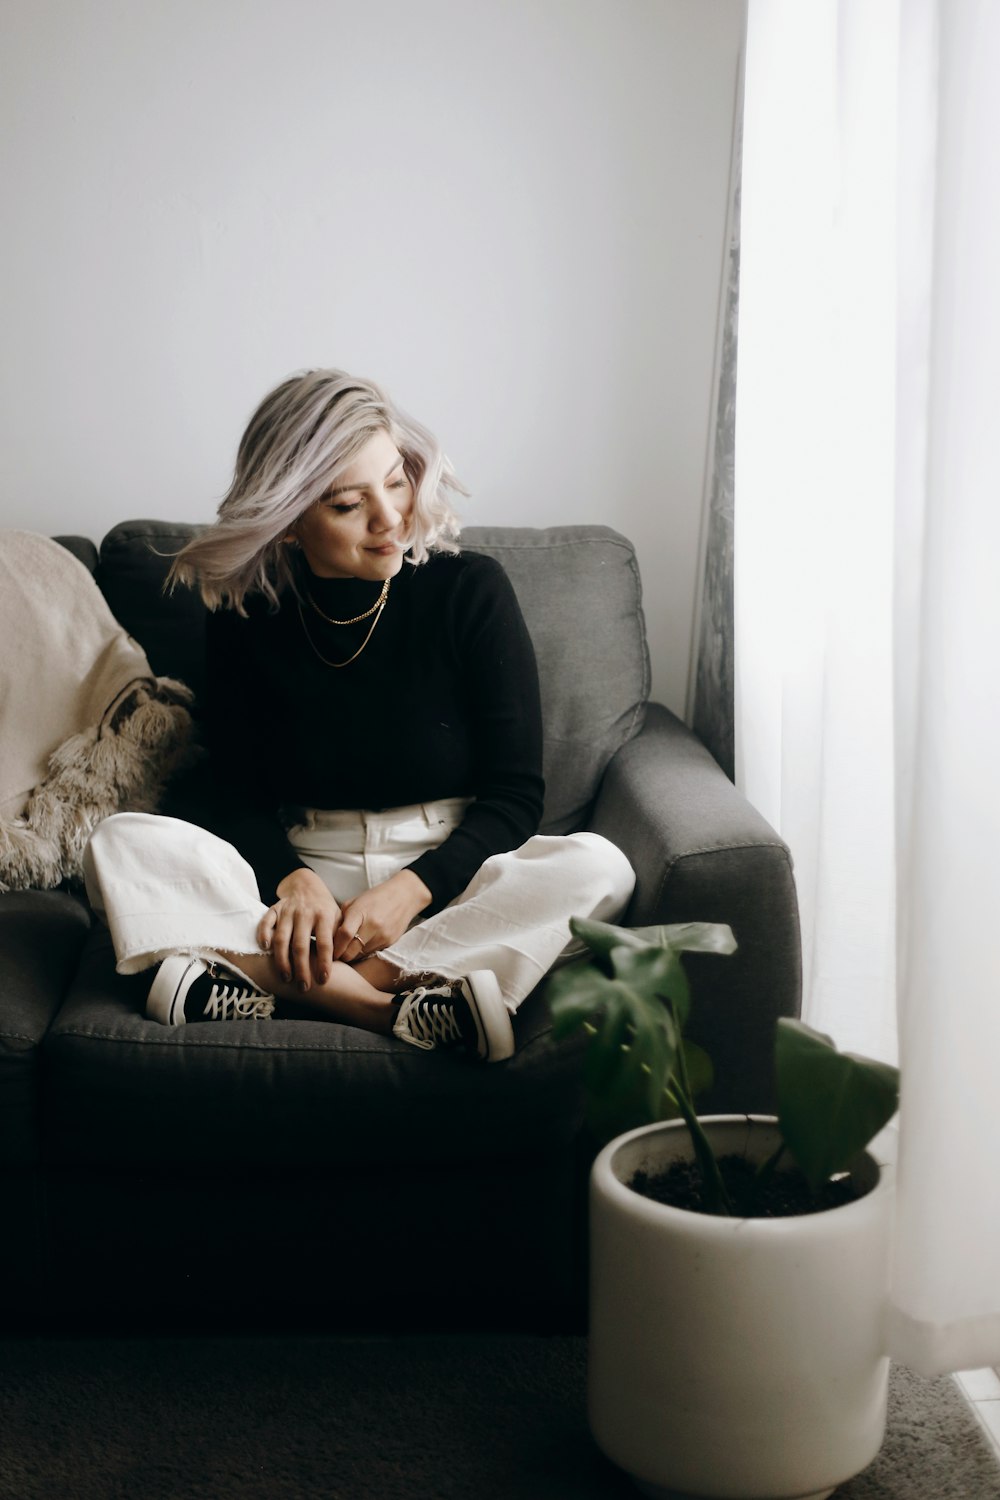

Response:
(365, 545), (408, 576)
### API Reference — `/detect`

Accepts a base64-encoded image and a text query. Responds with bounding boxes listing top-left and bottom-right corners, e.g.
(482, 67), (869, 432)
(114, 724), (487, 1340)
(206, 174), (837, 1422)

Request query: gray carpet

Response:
(0, 1336), (996, 1499)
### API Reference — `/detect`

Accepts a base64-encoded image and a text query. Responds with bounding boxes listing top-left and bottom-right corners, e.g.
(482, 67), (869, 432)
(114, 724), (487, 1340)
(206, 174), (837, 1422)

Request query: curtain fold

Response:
(690, 90), (741, 785)
(889, 0), (1000, 1375)
(736, 0), (1000, 1375)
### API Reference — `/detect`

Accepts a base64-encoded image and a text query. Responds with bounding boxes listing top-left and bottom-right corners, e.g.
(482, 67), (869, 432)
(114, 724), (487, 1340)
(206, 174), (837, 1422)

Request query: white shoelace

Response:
(204, 983), (275, 1021)
(394, 990), (461, 1049)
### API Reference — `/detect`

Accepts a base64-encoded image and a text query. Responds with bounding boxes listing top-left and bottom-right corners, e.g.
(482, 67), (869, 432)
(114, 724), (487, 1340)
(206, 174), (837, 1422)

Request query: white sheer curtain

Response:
(735, 0), (1000, 1374)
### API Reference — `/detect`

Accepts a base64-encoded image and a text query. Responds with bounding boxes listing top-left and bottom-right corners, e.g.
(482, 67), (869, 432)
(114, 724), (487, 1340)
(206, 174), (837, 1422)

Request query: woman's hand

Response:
(259, 866), (342, 990)
(333, 869), (432, 962)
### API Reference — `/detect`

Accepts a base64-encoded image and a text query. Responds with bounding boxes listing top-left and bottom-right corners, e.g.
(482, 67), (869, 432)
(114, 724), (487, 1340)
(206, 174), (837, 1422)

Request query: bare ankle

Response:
(214, 950), (397, 1034)
(355, 955), (406, 992)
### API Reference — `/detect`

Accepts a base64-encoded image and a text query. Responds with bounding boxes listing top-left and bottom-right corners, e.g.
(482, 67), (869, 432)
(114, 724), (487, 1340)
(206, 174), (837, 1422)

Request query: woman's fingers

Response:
(336, 874), (431, 962)
(260, 868), (430, 980)
(311, 911), (335, 986)
(257, 905), (278, 950)
(289, 915), (316, 990)
(332, 911), (368, 964)
(262, 896), (341, 988)
(271, 905), (297, 984)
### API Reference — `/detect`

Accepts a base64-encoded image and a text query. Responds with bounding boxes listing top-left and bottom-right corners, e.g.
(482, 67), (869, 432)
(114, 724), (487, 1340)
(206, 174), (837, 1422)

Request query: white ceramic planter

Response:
(588, 1116), (894, 1500)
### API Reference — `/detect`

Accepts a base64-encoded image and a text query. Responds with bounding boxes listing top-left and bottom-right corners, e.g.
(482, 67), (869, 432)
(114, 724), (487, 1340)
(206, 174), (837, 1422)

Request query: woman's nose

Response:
(368, 491), (401, 531)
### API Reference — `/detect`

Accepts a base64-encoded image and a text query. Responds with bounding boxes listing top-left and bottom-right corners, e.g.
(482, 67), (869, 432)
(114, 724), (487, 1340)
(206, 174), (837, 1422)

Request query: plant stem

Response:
(738, 1142), (786, 1217)
(660, 1001), (734, 1217)
(664, 1084), (734, 1217)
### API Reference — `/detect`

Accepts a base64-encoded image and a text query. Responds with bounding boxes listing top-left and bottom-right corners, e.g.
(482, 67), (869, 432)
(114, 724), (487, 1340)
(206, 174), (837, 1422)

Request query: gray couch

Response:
(0, 520), (801, 1334)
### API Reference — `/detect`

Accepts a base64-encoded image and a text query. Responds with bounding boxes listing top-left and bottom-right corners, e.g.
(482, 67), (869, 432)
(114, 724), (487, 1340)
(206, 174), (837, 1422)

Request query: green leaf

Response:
(776, 1018), (900, 1191)
(569, 917), (737, 966)
(545, 962), (614, 1038)
(568, 917), (646, 966)
(547, 918), (737, 1149)
(679, 1039), (713, 1099)
(607, 945), (691, 1026)
(665, 957), (691, 1030)
(632, 922), (738, 957)
(610, 982), (676, 1109)
(582, 1001), (634, 1096)
(581, 991), (678, 1143)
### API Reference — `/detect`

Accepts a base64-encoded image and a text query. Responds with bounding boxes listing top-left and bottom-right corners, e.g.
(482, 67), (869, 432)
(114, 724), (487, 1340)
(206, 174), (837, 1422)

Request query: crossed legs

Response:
(216, 949), (407, 1035)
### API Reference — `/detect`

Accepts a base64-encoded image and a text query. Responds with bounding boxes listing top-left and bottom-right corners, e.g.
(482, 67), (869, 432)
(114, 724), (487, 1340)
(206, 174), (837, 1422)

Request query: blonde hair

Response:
(169, 369), (464, 611)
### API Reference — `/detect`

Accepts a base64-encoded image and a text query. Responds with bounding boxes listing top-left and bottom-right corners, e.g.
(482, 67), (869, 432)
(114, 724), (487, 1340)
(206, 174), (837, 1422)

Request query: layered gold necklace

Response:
(297, 579), (391, 668)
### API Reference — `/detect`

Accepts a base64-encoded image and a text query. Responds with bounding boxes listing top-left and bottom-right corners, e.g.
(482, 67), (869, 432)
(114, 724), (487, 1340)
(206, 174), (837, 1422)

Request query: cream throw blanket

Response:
(0, 531), (194, 891)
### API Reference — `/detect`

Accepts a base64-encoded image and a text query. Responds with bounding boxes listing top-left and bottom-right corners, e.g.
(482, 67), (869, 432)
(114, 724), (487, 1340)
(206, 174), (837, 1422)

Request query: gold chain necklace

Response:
(305, 577), (389, 626)
(296, 585), (390, 668)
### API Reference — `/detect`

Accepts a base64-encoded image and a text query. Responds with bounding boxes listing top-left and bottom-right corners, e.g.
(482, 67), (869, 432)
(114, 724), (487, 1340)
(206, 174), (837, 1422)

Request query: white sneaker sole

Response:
(463, 970), (515, 1062)
(146, 954), (204, 1026)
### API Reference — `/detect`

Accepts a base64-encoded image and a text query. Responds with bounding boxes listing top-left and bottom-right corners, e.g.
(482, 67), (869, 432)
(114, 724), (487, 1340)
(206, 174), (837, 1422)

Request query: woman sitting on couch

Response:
(84, 369), (634, 1062)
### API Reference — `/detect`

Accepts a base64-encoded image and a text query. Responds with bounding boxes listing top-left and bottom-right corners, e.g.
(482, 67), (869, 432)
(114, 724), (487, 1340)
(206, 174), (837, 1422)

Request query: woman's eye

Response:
(389, 479), (408, 490)
(331, 500), (362, 514)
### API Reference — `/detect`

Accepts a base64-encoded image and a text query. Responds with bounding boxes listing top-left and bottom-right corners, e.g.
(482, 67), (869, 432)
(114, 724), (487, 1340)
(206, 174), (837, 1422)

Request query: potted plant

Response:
(547, 919), (900, 1500)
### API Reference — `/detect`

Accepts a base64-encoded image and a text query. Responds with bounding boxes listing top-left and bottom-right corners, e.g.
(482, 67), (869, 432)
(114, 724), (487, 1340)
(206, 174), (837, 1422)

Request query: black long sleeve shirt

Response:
(204, 550), (545, 909)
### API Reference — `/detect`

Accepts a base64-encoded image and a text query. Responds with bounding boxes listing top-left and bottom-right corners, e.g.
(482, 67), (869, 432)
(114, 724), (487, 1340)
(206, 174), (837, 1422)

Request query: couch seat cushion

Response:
(40, 929), (586, 1169)
(0, 890), (91, 1165)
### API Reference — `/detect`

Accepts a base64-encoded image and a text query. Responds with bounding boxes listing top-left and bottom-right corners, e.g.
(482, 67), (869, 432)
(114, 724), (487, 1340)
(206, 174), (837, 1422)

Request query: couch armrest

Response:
(589, 702), (801, 1112)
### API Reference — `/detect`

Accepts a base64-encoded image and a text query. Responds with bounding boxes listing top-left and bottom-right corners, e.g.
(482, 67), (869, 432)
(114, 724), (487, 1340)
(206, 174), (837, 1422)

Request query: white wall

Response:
(0, 0), (743, 714)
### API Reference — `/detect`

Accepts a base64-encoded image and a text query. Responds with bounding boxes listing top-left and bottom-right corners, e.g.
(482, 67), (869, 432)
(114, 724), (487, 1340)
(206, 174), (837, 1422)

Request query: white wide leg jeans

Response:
(84, 805), (636, 1012)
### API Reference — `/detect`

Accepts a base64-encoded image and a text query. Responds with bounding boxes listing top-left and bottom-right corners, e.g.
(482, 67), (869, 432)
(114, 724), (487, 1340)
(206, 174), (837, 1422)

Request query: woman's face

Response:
(291, 427), (414, 581)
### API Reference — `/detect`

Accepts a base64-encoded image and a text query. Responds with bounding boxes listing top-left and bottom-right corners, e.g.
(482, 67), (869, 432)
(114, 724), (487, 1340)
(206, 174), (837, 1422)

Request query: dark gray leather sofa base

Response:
(37, 1152), (587, 1335)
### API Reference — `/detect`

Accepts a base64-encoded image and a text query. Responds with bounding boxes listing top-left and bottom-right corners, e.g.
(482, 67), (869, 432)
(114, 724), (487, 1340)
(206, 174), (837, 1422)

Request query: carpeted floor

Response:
(0, 1336), (996, 1500)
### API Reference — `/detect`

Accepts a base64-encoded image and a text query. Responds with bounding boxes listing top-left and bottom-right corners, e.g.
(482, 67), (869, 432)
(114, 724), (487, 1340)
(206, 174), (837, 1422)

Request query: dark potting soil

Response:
(629, 1154), (863, 1218)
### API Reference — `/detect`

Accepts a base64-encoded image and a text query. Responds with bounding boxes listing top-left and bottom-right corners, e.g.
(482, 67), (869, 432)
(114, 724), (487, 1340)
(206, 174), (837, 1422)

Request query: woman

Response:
(84, 370), (635, 1061)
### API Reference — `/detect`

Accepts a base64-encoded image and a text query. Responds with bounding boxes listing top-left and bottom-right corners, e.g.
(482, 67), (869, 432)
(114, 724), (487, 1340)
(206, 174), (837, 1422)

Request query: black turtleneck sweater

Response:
(204, 550), (545, 910)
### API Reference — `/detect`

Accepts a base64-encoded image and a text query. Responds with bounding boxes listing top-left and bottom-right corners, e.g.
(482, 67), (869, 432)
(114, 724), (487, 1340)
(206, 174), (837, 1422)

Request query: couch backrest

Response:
(91, 520), (650, 834)
(462, 526), (649, 832)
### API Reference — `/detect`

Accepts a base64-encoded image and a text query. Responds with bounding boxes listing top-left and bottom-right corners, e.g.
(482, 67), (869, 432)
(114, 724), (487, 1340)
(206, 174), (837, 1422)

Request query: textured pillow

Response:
(463, 527), (650, 833)
(0, 532), (195, 892)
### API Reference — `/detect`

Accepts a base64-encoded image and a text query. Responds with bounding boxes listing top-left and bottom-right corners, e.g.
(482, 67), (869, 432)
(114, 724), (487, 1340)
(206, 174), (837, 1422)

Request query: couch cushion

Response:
(0, 890), (91, 1165)
(463, 526), (649, 833)
(53, 535), (98, 573)
(39, 928), (587, 1169)
(96, 520), (210, 707)
(96, 520), (650, 833)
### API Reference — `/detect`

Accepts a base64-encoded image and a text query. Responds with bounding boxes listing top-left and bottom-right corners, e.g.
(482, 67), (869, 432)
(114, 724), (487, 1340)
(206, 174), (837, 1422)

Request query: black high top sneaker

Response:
(391, 971), (514, 1062)
(147, 954), (276, 1026)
